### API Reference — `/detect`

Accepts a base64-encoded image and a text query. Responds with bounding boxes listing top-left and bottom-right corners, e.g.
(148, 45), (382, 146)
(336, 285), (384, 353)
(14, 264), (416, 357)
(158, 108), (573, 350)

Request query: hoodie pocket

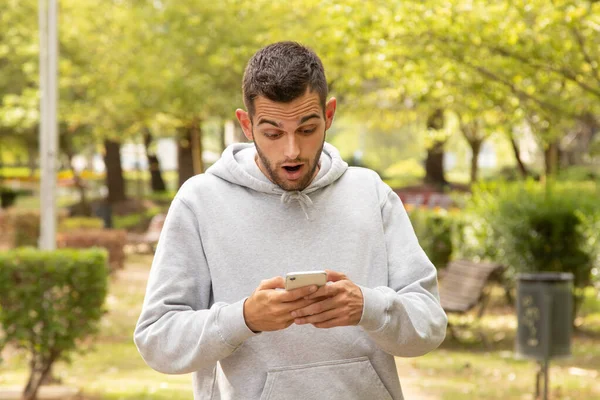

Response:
(259, 356), (393, 400)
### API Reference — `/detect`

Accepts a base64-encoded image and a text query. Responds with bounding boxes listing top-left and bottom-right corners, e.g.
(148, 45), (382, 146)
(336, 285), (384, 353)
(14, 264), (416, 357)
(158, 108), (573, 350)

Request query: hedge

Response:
(57, 229), (127, 272)
(0, 248), (108, 400)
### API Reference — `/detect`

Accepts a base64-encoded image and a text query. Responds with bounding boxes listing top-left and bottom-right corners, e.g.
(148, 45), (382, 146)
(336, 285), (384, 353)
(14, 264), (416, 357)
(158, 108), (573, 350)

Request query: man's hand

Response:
(291, 270), (364, 329)
(244, 276), (319, 332)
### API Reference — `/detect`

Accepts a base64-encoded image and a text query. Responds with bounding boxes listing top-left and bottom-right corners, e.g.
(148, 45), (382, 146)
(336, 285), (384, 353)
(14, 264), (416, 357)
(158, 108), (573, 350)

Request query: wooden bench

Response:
(438, 260), (506, 345)
(127, 213), (166, 253)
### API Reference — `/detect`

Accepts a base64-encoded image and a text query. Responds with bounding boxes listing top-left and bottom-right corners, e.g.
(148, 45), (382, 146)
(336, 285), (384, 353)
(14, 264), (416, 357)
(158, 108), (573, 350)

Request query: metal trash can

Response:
(516, 272), (573, 360)
(516, 272), (573, 400)
(94, 202), (113, 229)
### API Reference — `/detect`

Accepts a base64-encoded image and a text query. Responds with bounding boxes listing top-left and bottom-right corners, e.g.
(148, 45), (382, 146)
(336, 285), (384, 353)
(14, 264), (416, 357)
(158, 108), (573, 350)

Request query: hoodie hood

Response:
(206, 142), (348, 219)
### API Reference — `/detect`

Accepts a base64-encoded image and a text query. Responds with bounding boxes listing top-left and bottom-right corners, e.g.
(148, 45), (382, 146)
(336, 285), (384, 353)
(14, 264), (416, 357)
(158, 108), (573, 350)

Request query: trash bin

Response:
(94, 202), (113, 229)
(515, 272), (573, 361)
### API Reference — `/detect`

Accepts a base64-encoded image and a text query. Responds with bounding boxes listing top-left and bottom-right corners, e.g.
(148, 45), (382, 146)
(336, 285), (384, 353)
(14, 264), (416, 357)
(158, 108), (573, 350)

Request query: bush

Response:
(4, 210), (67, 247)
(59, 217), (104, 232)
(12, 210), (42, 247)
(462, 180), (600, 313)
(0, 209), (14, 249)
(57, 229), (127, 272)
(407, 205), (458, 269)
(0, 248), (108, 400)
(113, 206), (163, 232)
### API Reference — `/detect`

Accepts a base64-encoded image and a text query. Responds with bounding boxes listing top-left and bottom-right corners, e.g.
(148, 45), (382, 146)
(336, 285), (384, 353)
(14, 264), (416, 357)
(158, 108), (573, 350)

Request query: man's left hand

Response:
(291, 270), (364, 328)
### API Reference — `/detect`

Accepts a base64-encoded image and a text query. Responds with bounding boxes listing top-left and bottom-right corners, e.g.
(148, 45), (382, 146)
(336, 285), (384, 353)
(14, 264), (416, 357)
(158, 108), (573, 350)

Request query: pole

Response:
(38, 0), (59, 250)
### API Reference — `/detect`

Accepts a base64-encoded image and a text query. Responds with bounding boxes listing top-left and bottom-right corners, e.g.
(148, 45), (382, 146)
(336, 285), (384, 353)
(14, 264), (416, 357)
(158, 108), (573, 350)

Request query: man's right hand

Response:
(243, 276), (319, 332)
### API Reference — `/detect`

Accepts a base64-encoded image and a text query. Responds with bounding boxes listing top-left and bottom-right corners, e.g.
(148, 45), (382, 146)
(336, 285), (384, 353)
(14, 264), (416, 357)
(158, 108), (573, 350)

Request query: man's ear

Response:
(324, 98), (337, 131)
(235, 109), (253, 141)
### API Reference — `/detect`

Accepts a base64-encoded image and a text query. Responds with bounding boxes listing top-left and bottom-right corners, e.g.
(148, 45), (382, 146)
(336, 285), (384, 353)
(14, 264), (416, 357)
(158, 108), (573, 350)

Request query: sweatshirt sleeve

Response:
(133, 197), (258, 374)
(357, 188), (448, 357)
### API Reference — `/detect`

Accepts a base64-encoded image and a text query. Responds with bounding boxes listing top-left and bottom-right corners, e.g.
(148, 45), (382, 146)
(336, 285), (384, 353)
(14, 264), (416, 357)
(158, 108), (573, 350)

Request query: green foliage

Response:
(557, 165), (600, 182)
(408, 206), (459, 269)
(0, 248), (108, 396)
(10, 210), (42, 247)
(463, 181), (600, 289)
(113, 206), (163, 231)
(59, 217), (104, 232)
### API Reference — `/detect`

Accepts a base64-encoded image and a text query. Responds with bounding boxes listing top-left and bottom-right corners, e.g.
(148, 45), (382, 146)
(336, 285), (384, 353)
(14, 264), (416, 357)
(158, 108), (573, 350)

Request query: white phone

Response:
(285, 270), (327, 290)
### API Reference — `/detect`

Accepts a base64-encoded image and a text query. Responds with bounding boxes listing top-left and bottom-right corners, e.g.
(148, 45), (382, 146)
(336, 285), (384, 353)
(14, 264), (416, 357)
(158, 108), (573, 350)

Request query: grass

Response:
(1, 256), (599, 399)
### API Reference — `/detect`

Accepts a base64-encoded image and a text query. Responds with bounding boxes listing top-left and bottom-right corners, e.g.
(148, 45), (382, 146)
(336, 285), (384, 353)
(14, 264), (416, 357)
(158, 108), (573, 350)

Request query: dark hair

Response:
(242, 41), (328, 118)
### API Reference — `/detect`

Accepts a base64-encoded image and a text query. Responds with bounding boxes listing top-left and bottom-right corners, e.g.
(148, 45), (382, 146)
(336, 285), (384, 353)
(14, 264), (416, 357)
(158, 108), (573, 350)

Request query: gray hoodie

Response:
(134, 142), (447, 400)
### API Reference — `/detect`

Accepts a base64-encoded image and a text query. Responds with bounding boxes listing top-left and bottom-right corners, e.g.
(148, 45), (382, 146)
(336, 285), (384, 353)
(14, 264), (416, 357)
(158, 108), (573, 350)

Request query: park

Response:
(1, 1), (599, 399)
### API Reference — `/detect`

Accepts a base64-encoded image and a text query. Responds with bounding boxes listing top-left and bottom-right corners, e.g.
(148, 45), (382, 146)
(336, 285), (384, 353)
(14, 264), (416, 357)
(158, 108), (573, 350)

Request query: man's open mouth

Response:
(283, 165), (302, 172)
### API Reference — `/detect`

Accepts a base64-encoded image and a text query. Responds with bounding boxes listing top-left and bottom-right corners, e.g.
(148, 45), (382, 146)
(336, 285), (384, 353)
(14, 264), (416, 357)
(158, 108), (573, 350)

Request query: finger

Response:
(281, 296), (321, 314)
(325, 269), (348, 282)
(294, 308), (340, 325)
(291, 298), (336, 319)
(305, 282), (340, 300)
(278, 284), (319, 302)
(312, 317), (349, 329)
(258, 276), (285, 290)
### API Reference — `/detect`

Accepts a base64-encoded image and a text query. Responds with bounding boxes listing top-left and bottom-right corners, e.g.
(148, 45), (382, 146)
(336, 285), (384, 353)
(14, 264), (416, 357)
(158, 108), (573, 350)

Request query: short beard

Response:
(254, 135), (325, 192)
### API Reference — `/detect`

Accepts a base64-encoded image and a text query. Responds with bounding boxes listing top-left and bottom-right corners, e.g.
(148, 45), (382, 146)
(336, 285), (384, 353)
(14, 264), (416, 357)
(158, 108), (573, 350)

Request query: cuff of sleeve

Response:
(358, 286), (388, 332)
(218, 297), (260, 347)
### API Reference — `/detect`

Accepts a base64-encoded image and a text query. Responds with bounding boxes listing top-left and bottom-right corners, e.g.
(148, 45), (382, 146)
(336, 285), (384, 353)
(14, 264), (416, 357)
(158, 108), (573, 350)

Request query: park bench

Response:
(438, 259), (506, 346)
(127, 213), (166, 253)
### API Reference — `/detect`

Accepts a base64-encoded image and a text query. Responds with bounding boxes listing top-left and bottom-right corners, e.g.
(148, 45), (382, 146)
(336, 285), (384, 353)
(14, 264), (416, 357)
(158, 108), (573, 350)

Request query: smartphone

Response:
(285, 270), (327, 291)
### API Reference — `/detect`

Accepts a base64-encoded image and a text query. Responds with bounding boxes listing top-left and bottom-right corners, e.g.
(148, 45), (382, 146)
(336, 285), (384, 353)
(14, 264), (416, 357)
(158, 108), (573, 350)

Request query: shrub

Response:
(462, 180), (600, 314)
(113, 206), (163, 232)
(57, 229), (127, 272)
(12, 211), (42, 247)
(407, 205), (458, 269)
(59, 217), (104, 232)
(0, 209), (14, 249)
(0, 248), (108, 400)
(5, 210), (67, 247)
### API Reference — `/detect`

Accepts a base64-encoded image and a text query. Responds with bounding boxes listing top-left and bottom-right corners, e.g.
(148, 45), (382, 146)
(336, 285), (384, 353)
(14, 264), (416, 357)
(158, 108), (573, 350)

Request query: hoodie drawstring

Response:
(280, 191), (313, 220)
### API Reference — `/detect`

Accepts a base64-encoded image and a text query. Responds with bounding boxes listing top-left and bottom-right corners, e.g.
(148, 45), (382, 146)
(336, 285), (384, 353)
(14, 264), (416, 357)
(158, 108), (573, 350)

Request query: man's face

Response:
(236, 90), (337, 191)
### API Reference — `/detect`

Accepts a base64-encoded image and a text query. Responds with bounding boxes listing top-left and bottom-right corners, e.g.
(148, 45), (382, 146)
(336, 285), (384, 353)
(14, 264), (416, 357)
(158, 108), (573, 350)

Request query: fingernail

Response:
(310, 286), (318, 292)
(291, 311), (297, 318)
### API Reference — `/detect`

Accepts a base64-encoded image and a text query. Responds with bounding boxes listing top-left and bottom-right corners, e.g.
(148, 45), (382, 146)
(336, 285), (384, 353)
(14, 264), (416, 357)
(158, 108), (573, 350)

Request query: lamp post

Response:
(38, 0), (59, 250)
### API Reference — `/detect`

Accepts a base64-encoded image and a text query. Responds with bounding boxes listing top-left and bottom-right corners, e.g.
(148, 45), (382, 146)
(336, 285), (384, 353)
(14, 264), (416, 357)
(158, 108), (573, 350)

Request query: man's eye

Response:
(300, 128), (316, 135)
(264, 132), (282, 139)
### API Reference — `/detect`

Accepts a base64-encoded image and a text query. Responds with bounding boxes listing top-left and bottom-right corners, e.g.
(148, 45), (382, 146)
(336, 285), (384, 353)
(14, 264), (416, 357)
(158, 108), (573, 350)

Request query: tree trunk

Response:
(459, 118), (484, 184)
(544, 141), (560, 178)
(143, 129), (167, 193)
(104, 139), (127, 203)
(469, 140), (482, 184)
(60, 131), (91, 216)
(177, 118), (203, 188)
(509, 134), (530, 178)
(424, 109), (447, 188)
(22, 353), (57, 400)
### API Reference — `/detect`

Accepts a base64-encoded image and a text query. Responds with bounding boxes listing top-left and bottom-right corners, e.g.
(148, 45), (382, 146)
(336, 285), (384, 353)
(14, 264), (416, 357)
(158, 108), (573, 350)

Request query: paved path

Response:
(0, 386), (79, 400)
(396, 357), (440, 400)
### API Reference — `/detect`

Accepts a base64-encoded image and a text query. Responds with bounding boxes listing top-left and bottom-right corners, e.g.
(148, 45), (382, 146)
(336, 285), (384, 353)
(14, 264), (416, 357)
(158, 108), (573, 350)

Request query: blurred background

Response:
(0, 0), (599, 399)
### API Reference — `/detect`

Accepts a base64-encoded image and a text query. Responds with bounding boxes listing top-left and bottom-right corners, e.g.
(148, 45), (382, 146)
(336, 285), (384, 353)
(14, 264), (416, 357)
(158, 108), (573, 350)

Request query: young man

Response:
(134, 41), (447, 400)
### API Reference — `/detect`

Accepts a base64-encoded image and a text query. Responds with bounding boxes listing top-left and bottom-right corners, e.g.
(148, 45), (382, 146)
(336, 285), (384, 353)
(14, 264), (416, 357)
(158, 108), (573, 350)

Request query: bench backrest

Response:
(438, 260), (504, 313)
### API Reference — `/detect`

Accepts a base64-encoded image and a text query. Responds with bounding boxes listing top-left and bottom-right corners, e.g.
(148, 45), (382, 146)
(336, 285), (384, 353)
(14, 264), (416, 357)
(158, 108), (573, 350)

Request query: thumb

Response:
(258, 276), (285, 290)
(325, 269), (347, 282)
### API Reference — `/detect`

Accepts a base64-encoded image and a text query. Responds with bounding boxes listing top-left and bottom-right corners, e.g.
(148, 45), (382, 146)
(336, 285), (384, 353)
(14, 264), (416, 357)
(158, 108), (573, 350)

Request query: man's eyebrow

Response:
(257, 118), (282, 128)
(299, 113), (321, 124)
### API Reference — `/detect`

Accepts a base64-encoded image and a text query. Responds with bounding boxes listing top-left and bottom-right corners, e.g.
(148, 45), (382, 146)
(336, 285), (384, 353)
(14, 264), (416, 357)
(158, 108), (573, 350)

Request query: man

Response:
(134, 41), (447, 400)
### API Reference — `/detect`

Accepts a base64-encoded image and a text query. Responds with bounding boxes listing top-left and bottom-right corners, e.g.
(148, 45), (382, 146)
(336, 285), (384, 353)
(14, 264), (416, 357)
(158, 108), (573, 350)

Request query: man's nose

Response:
(283, 135), (300, 160)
